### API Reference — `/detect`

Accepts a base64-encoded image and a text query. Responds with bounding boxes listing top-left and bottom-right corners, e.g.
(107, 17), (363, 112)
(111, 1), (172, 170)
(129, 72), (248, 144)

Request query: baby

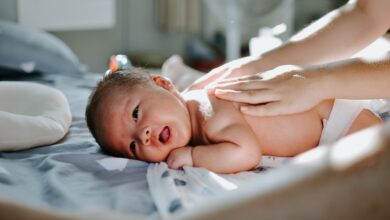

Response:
(85, 68), (382, 174)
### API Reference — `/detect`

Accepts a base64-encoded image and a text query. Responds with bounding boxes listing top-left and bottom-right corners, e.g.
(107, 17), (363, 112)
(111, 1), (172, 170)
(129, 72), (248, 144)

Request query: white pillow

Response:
(0, 82), (71, 151)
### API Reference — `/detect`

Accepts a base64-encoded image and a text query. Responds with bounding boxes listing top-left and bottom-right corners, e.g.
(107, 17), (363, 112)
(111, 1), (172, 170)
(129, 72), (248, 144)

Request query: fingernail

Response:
(206, 87), (215, 94)
(215, 89), (226, 95)
(240, 106), (248, 111)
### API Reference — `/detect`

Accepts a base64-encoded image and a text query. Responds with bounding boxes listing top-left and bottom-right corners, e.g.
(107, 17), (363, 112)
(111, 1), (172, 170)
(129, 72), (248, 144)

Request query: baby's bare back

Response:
(244, 110), (323, 156)
(209, 95), (324, 157)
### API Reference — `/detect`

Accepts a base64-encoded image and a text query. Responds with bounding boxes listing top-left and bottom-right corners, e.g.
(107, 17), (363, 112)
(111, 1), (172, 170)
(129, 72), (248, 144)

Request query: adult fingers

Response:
(214, 89), (278, 104)
(185, 66), (229, 91)
(227, 64), (256, 78)
(206, 74), (264, 94)
(206, 75), (263, 93)
(209, 66), (229, 78)
(240, 102), (288, 117)
(216, 74), (262, 84)
(212, 79), (270, 92)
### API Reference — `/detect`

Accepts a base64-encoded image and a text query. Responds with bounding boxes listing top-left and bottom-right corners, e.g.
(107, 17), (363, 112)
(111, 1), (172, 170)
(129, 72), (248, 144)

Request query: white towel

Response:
(147, 163), (263, 219)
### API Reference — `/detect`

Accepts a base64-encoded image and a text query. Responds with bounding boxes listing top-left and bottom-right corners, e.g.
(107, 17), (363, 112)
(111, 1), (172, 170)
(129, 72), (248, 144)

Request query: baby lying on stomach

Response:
(85, 69), (382, 174)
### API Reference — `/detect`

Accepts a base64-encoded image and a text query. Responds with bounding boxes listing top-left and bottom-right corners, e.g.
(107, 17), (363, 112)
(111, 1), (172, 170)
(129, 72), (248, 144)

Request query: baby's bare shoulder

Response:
(205, 95), (253, 141)
(184, 90), (254, 143)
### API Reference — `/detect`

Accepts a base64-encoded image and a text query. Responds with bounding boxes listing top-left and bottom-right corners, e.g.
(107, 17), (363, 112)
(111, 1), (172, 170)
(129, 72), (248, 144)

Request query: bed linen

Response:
(0, 72), (388, 220)
(0, 73), (158, 219)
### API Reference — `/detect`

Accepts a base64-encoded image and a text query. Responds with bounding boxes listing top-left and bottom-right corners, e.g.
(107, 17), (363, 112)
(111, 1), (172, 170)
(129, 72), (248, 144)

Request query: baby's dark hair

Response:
(85, 68), (151, 152)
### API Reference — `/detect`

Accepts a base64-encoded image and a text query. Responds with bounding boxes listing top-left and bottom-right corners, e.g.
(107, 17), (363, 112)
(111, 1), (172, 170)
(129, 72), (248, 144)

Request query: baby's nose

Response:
(140, 127), (151, 146)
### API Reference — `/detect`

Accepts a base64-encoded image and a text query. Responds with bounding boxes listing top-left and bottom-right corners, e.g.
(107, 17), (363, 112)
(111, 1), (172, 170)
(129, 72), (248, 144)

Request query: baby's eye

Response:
(129, 141), (137, 159)
(132, 105), (139, 122)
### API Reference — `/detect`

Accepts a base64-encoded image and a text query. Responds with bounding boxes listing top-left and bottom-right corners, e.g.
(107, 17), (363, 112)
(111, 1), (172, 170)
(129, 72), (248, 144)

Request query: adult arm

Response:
(244, 0), (390, 71)
(187, 0), (390, 91)
(213, 55), (390, 116)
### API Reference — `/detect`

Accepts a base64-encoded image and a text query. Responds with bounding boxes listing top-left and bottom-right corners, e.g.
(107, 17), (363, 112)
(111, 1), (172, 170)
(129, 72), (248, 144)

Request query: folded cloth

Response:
(147, 163), (263, 219)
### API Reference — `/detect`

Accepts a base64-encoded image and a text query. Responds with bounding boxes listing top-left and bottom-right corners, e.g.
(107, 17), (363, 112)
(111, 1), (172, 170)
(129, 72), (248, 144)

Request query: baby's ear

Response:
(150, 74), (176, 92)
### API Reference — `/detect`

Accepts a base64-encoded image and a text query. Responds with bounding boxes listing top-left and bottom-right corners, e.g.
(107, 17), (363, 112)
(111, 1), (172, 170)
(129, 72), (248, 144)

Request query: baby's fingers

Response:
(214, 89), (278, 104)
(167, 157), (184, 170)
(167, 158), (179, 169)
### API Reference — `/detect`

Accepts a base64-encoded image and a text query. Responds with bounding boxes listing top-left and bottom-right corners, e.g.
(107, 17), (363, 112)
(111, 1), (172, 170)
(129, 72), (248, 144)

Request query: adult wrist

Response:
(305, 67), (331, 102)
(247, 55), (279, 74)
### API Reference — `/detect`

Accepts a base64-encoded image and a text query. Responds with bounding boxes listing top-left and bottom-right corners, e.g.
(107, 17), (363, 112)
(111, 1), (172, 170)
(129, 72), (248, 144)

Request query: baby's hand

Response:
(167, 147), (193, 169)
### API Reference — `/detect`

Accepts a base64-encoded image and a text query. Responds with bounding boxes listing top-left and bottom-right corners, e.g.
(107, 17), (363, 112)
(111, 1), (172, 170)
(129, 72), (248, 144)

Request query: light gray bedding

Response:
(0, 73), (158, 218)
(2, 73), (388, 220)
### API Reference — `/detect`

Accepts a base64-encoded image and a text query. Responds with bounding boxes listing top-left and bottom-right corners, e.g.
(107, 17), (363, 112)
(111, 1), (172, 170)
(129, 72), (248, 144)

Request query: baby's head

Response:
(86, 69), (192, 162)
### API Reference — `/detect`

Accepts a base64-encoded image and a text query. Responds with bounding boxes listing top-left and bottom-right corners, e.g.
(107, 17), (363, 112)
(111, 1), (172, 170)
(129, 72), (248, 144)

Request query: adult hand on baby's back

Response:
(212, 56), (262, 79)
(185, 56), (262, 92)
(167, 147), (193, 169)
(209, 65), (323, 116)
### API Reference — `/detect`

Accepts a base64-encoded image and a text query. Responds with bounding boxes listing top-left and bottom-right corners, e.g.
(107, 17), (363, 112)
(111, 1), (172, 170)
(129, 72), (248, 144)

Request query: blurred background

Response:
(0, 0), (347, 73)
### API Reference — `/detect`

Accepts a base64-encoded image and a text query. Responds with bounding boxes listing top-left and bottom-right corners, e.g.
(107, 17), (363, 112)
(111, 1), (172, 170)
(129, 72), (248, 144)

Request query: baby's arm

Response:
(167, 123), (262, 174)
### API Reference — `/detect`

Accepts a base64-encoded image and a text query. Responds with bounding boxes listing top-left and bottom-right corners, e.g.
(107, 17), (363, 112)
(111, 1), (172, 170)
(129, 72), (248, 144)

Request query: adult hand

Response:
(185, 56), (266, 92)
(209, 65), (324, 116)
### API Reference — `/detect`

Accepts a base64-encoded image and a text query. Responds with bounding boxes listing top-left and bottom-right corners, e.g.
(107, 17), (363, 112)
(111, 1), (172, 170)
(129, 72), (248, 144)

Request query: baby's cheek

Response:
(142, 147), (170, 163)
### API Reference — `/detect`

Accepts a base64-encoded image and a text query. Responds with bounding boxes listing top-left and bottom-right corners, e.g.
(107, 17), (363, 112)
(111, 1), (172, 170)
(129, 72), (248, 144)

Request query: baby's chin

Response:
(145, 150), (175, 163)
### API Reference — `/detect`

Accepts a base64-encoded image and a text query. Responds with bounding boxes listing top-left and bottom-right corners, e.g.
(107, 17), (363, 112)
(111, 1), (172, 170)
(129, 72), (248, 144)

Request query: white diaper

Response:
(258, 99), (367, 168)
(319, 99), (365, 145)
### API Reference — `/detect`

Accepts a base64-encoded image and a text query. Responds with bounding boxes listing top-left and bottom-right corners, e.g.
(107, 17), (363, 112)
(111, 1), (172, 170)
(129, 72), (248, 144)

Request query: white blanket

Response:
(146, 99), (376, 219)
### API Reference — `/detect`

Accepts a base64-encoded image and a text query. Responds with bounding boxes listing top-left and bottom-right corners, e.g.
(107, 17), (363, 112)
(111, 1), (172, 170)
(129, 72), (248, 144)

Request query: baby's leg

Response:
(162, 55), (204, 91)
(346, 109), (382, 135)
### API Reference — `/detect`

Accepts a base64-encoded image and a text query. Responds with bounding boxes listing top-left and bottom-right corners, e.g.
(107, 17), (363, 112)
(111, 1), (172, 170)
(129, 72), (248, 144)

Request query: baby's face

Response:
(98, 76), (192, 162)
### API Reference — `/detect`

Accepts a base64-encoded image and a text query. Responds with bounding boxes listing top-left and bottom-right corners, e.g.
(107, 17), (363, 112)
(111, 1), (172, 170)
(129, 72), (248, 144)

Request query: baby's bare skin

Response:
(167, 89), (381, 173)
(98, 75), (381, 174)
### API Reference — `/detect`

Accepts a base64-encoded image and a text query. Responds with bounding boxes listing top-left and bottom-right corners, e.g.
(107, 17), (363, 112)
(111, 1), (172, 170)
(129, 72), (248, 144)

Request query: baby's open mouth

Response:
(159, 126), (170, 144)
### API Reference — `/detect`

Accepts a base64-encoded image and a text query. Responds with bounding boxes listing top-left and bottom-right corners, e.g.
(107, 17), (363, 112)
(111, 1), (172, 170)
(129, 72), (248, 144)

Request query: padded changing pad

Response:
(0, 74), (158, 219)
(0, 81), (71, 151)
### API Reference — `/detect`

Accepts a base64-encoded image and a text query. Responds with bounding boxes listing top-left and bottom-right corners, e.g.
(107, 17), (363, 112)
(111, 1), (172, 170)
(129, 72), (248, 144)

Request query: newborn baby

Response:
(85, 69), (382, 173)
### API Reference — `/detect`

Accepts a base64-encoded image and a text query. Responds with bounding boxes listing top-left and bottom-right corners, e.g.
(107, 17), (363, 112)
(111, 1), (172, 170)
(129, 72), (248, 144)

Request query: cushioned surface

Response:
(0, 74), (157, 218)
(0, 81), (71, 150)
